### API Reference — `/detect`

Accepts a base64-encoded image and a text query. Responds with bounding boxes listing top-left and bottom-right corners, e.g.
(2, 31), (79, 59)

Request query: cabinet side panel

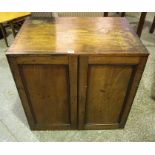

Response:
(86, 65), (133, 124)
(19, 64), (70, 125)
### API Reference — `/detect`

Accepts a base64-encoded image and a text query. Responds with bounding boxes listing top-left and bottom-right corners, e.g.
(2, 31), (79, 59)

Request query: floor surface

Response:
(0, 12), (155, 141)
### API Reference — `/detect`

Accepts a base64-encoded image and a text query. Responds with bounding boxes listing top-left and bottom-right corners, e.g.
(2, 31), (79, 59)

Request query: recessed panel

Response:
(20, 64), (70, 126)
(86, 65), (133, 124)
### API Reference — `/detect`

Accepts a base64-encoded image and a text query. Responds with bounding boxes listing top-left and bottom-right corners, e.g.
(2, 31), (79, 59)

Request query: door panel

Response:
(79, 56), (138, 129)
(20, 64), (70, 125)
(9, 56), (77, 130)
(86, 65), (133, 124)
(8, 54), (146, 130)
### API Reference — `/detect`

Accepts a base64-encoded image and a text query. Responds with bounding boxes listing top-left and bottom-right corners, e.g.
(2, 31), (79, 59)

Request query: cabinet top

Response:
(7, 17), (148, 56)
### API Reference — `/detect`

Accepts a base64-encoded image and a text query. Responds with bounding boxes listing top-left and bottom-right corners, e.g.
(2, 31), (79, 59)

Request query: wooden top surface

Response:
(0, 12), (31, 23)
(7, 17), (148, 56)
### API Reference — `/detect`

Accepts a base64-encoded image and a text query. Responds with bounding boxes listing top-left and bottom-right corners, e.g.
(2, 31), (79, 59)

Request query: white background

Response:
(0, 0), (154, 11)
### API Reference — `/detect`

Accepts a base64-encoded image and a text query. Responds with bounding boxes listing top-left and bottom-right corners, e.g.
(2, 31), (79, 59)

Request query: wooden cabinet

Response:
(6, 17), (148, 130)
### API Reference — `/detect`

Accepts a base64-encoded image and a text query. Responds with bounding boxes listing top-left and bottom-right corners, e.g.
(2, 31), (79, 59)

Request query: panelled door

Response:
(8, 54), (147, 130)
(78, 56), (146, 129)
(8, 55), (78, 130)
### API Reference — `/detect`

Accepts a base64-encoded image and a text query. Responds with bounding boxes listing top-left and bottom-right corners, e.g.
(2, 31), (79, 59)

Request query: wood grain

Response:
(20, 64), (70, 125)
(78, 56), (147, 129)
(86, 65), (133, 124)
(7, 55), (78, 130)
(6, 17), (148, 56)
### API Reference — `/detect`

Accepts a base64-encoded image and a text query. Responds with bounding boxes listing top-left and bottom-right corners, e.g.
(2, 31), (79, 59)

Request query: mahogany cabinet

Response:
(6, 17), (149, 130)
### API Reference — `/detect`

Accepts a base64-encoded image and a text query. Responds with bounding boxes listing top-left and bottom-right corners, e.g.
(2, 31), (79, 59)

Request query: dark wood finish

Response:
(150, 16), (155, 33)
(137, 12), (147, 37)
(104, 12), (108, 17)
(0, 28), (3, 39)
(119, 57), (148, 127)
(78, 56), (88, 129)
(121, 12), (126, 17)
(7, 55), (78, 130)
(0, 23), (9, 47)
(78, 56), (147, 129)
(6, 17), (149, 130)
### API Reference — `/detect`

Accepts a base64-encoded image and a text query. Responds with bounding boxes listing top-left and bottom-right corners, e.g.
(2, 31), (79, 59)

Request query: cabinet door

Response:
(78, 56), (147, 129)
(8, 55), (77, 130)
